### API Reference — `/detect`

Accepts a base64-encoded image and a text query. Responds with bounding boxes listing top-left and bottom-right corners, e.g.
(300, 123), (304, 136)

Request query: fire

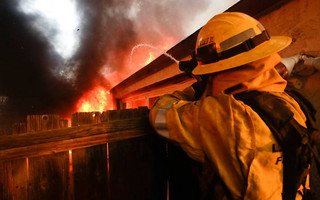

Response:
(130, 37), (176, 71)
(76, 86), (113, 112)
(76, 37), (176, 113)
(160, 37), (175, 50)
(145, 52), (155, 65)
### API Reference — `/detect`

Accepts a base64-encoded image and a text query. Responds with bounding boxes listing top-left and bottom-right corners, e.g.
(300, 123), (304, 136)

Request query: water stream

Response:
(130, 43), (180, 66)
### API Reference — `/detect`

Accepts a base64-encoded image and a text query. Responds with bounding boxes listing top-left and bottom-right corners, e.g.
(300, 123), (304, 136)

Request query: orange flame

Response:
(75, 37), (176, 113)
(145, 52), (155, 65)
(76, 86), (113, 112)
(130, 37), (176, 72)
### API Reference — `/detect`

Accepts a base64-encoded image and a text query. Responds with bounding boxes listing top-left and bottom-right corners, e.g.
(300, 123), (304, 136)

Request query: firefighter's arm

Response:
(149, 87), (205, 162)
(149, 86), (196, 138)
(281, 54), (320, 77)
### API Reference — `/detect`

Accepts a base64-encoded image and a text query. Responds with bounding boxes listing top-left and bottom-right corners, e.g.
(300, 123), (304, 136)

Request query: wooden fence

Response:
(0, 107), (209, 200)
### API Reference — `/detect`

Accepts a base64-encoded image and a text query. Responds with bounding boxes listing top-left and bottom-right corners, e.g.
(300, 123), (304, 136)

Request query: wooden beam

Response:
(0, 128), (153, 161)
(0, 118), (150, 153)
(226, 0), (293, 19)
(122, 79), (195, 103)
(114, 73), (192, 100)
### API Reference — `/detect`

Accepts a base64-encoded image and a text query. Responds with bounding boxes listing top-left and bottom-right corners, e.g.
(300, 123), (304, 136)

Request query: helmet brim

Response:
(192, 36), (292, 75)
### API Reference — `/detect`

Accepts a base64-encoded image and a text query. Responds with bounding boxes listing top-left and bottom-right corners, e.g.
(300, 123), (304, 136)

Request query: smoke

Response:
(71, 0), (138, 91)
(0, 0), (214, 132)
(0, 1), (77, 131)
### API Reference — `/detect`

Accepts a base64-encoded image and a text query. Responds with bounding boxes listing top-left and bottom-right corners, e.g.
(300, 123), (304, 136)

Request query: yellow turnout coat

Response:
(149, 54), (307, 200)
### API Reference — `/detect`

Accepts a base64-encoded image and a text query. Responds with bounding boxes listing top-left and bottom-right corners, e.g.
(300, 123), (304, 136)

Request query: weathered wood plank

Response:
(11, 158), (28, 200)
(0, 158), (28, 200)
(27, 114), (61, 132)
(109, 135), (167, 200)
(101, 107), (149, 122)
(73, 145), (108, 200)
(0, 118), (149, 151)
(71, 112), (101, 127)
(60, 119), (69, 128)
(27, 152), (70, 200)
(116, 73), (193, 100)
(12, 122), (27, 135)
(101, 110), (122, 122)
(0, 127), (152, 161)
(0, 160), (13, 200)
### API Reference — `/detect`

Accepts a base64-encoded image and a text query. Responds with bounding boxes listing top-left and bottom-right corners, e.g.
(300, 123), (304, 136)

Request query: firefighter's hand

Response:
(281, 55), (302, 76)
(301, 55), (320, 71)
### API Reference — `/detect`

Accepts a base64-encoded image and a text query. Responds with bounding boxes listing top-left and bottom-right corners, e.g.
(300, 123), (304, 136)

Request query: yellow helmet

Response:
(193, 12), (292, 75)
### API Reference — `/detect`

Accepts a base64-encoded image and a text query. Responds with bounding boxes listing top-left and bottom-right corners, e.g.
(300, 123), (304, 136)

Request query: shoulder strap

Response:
(285, 90), (320, 164)
(234, 91), (295, 146)
(287, 90), (320, 200)
(234, 90), (318, 200)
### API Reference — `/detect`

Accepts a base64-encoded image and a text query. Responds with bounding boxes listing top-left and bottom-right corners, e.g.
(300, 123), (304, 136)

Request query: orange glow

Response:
(66, 117), (71, 127)
(145, 52), (155, 65)
(96, 37), (176, 110)
(68, 149), (74, 198)
(100, 37), (177, 109)
(131, 38), (176, 68)
(76, 86), (113, 112)
(160, 37), (175, 51)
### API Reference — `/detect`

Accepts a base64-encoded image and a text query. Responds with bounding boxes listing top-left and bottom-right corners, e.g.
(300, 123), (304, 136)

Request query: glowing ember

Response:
(76, 86), (113, 112)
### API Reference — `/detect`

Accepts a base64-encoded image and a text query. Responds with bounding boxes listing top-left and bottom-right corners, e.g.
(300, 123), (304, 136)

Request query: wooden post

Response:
(72, 145), (108, 200)
(101, 107), (149, 122)
(60, 119), (68, 128)
(105, 106), (166, 200)
(0, 158), (28, 200)
(71, 112), (101, 127)
(101, 110), (121, 122)
(27, 152), (70, 200)
(27, 115), (61, 133)
(12, 123), (27, 135)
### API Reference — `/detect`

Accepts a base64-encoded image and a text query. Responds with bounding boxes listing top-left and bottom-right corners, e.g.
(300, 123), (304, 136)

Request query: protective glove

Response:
(281, 55), (303, 76)
(301, 55), (320, 71)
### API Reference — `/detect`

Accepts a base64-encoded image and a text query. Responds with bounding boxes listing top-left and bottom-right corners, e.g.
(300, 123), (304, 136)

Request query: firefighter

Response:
(149, 12), (310, 199)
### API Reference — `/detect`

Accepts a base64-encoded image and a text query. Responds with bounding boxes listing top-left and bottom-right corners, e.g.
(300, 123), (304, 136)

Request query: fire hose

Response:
(282, 54), (320, 75)
(179, 53), (320, 99)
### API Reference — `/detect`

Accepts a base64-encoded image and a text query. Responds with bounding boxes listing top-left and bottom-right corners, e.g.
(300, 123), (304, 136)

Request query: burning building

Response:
(111, 0), (320, 128)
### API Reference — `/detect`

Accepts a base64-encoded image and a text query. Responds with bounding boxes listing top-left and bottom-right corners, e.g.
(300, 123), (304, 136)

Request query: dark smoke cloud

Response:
(0, 1), (77, 132)
(72, 0), (138, 92)
(0, 0), (210, 133)
(72, 0), (211, 81)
